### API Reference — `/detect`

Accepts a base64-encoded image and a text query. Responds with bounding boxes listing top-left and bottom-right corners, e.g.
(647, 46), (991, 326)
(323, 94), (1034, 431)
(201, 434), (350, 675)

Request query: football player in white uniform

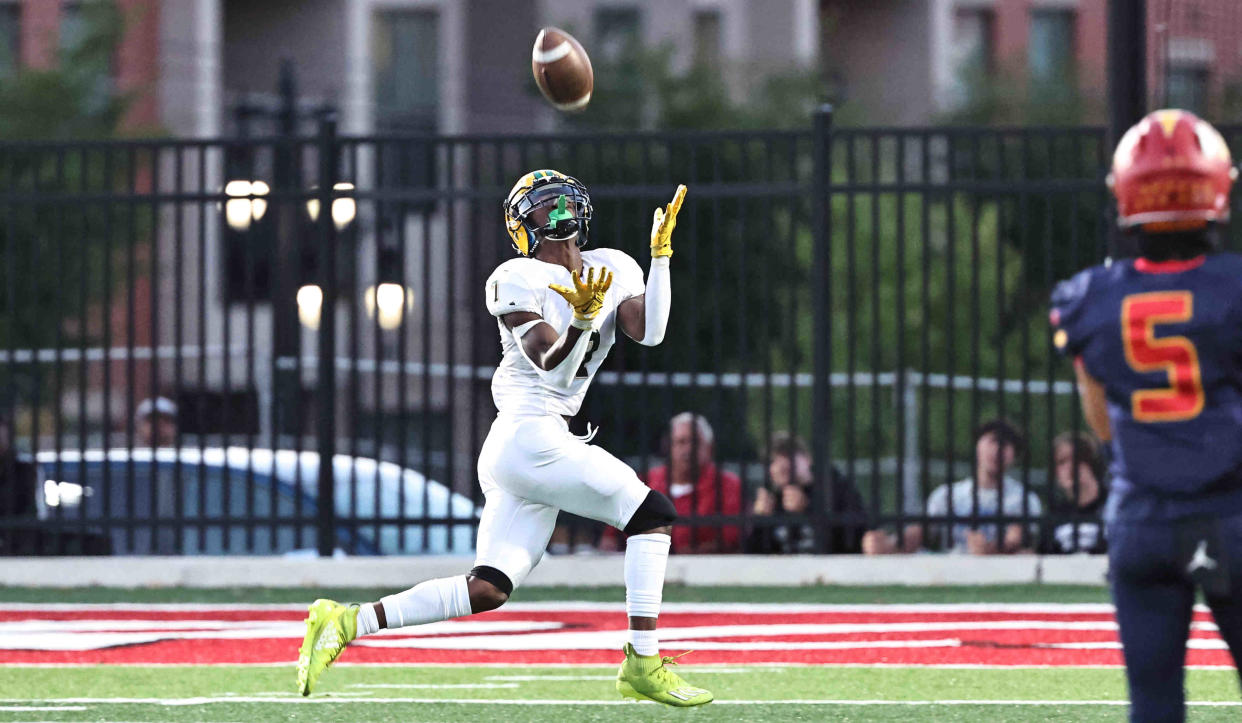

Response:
(297, 170), (712, 706)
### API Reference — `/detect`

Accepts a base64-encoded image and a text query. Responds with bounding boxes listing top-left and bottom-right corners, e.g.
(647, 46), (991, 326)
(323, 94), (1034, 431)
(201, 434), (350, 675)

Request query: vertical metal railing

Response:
(4, 119), (1238, 556)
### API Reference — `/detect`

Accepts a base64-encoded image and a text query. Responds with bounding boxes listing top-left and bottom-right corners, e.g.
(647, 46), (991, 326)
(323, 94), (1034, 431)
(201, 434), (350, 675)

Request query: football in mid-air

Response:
(531, 27), (593, 112)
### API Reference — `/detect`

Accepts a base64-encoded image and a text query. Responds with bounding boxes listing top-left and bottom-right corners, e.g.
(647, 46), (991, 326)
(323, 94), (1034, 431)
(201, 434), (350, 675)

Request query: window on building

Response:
(595, 7), (641, 64)
(951, 9), (993, 105)
(60, 1), (116, 111)
(693, 10), (722, 68)
(0, 3), (19, 77)
(372, 10), (438, 214)
(372, 10), (439, 133)
(1029, 9), (1076, 84)
(60, 1), (86, 50)
(1167, 66), (1209, 114)
(593, 7), (643, 127)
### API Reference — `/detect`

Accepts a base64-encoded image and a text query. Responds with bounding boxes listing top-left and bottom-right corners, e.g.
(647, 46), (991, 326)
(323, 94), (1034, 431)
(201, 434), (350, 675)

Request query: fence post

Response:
(272, 61), (301, 443)
(811, 104), (835, 552)
(315, 113), (340, 557)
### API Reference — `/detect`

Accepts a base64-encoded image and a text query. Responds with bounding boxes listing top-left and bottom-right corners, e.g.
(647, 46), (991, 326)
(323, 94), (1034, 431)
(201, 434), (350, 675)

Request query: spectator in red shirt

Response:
(599, 412), (742, 553)
(647, 412), (743, 554)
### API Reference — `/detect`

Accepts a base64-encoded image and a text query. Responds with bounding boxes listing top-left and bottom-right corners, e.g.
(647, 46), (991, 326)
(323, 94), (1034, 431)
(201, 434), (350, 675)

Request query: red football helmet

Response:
(1108, 109), (1237, 231)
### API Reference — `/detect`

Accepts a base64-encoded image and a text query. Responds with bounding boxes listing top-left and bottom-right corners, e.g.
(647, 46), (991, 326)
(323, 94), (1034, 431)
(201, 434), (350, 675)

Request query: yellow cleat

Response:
(616, 643), (713, 707)
(295, 598), (358, 696)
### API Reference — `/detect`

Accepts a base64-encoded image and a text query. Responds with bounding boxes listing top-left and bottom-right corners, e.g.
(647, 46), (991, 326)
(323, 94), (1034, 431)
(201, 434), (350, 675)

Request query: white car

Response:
(35, 447), (478, 556)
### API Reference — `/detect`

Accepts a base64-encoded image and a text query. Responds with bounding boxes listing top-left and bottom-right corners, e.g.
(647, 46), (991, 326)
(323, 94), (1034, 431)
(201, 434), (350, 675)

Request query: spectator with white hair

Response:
(598, 412), (743, 554)
(644, 412), (743, 554)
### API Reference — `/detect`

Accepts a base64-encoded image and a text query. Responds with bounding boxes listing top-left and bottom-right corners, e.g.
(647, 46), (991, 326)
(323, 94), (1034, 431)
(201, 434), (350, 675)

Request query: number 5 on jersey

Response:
(1121, 291), (1204, 422)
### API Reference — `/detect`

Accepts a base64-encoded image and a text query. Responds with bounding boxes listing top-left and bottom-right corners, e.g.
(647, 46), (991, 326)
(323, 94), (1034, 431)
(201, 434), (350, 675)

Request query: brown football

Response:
(532, 27), (593, 112)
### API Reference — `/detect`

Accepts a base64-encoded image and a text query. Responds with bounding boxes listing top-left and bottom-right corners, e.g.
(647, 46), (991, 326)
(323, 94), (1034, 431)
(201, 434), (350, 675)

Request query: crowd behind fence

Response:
(1, 110), (1238, 556)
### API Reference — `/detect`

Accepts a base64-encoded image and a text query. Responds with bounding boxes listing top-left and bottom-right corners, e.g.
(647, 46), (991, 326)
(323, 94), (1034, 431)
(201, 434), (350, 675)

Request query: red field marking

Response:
(0, 604), (1233, 668)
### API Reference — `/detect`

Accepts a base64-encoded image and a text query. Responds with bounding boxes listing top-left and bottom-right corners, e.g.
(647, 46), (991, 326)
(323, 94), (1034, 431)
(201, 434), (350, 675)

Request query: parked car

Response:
(34, 447), (478, 555)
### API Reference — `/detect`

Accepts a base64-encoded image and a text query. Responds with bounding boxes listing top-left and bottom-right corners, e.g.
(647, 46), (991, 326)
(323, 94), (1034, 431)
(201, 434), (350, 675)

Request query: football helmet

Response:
(503, 169), (593, 256)
(1108, 109), (1237, 232)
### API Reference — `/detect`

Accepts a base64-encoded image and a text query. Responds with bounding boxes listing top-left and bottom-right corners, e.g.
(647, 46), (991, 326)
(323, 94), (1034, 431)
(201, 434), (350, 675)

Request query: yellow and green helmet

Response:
(502, 169), (593, 256)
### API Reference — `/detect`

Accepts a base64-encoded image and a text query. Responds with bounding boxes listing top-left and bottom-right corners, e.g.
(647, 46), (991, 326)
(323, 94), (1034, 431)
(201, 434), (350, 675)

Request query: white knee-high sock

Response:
(356, 603), (380, 636)
(364, 575), (473, 634)
(625, 532), (671, 656)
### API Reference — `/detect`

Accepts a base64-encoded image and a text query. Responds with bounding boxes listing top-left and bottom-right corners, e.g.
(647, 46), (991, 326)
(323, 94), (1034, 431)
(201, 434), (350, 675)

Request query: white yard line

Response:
(484, 675), (618, 681)
(347, 683), (519, 689)
(3, 661), (1238, 670)
(484, 669), (776, 681)
(0, 602), (1149, 614)
(0, 696), (1239, 707)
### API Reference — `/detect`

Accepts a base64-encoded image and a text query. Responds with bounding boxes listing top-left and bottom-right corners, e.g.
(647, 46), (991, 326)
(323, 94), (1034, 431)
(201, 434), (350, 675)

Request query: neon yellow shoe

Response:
(296, 599), (358, 696)
(616, 643), (713, 706)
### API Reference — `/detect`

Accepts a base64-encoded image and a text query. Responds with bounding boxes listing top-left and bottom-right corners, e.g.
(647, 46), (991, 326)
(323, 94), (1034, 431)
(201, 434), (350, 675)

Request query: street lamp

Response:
(296, 283), (323, 331)
(364, 282), (415, 331)
(223, 179), (270, 232)
(305, 181), (357, 230)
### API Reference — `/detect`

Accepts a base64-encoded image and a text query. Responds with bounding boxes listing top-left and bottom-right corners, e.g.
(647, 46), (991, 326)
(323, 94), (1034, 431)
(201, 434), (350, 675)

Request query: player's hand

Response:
(549, 267), (613, 325)
(650, 184), (687, 259)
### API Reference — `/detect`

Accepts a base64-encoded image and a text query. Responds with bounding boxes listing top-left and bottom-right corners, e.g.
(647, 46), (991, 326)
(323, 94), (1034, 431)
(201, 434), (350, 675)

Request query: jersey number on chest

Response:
(1121, 291), (1204, 423)
(576, 331), (601, 378)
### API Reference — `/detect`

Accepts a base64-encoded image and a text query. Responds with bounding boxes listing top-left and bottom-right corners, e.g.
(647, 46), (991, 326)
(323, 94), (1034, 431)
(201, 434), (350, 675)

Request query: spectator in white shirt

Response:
(862, 419), (1040, 555)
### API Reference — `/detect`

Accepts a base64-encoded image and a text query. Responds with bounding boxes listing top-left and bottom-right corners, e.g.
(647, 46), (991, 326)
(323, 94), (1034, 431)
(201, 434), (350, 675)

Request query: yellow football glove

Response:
(650, 184), (687, 259)
(549, 267), (613, 326)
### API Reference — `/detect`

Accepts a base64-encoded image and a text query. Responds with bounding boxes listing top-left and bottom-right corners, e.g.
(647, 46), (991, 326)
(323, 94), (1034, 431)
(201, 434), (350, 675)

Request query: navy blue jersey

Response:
(1051, 253), (1242, 520)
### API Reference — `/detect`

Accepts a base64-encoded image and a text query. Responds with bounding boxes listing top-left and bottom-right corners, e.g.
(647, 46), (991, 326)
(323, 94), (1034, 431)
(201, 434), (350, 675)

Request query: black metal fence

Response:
(1, 110), (1235, 556)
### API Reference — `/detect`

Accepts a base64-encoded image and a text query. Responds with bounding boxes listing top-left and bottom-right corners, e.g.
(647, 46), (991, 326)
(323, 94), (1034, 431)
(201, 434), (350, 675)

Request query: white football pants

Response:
(473, 414), (650, 589)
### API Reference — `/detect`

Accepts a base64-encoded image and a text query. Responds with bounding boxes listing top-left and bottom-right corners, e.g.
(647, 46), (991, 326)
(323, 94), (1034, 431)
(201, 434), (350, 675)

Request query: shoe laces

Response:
(660, 649), (694, 667)
(655, 650), (694, 685)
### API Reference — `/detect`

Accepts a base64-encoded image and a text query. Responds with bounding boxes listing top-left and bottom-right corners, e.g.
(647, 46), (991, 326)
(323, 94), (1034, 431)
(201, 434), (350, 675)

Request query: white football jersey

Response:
(485, 247), (645, 417)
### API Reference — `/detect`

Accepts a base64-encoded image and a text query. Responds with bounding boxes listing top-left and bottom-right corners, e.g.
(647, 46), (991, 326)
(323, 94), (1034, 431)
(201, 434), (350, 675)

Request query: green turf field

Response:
(2, 585), (1237, 722)
(0, 583), (1115, 604)
(0, 664), (1238, 722)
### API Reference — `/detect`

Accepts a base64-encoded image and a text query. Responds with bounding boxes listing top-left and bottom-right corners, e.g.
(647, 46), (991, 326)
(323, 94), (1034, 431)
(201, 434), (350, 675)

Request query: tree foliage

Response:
(0, 0), (134, 405)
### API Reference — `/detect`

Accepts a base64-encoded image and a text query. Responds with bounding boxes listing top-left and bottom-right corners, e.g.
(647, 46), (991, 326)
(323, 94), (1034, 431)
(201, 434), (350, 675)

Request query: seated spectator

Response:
(601, 412), (742, 554)
(747, 432), (867, 554)
(1041, 431), (1108, 554)
(547, 511), (603, 555)
(136, 396), (178, 448)
(0, 412), (38, 554)
(0, 412), (35, 515)
(863, 419), (1040, 555)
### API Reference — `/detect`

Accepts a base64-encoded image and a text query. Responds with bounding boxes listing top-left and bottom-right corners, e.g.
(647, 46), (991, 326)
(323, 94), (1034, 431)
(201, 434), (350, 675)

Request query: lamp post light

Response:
(305, 182), (357, 230)
(364, 282), (414, 331)
(222, 179), (269, 232)
(296, 283), (323, 331)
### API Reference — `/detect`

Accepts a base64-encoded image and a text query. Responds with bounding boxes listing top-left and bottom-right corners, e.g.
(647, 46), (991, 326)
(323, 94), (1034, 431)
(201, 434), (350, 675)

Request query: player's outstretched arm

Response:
(501, 268), (612, 389)
(619, 184), (684, 346)
(502, 310), (591, 388)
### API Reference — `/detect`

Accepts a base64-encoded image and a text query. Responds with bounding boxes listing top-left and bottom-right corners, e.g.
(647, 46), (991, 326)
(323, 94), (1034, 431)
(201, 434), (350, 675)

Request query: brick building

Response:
(822, 0), (1242, 124)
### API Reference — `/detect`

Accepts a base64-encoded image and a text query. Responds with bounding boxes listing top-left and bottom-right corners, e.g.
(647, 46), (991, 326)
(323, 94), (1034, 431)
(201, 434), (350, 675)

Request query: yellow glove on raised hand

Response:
(650, 184), (687, 259)
(549, 267), (613, 329)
